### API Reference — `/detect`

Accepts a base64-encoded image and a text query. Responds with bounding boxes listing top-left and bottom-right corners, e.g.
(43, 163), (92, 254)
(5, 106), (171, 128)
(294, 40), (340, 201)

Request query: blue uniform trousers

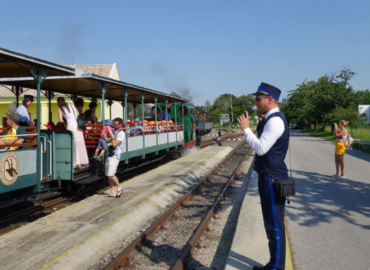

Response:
(258, 173), (286, 270)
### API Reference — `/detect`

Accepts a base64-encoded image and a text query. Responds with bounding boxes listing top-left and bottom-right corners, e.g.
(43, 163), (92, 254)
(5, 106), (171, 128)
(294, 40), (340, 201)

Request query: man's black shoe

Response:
(253, 266), (270, 270)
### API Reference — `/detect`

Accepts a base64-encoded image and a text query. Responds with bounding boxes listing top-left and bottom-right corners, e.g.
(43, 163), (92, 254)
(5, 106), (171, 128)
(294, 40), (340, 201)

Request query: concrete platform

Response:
(225, 171), (293, 270)
(0, 145), (234, 270)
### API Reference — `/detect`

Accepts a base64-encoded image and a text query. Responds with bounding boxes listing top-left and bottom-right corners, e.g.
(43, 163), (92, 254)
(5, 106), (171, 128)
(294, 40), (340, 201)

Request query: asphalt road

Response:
(286, 130), (370, 270)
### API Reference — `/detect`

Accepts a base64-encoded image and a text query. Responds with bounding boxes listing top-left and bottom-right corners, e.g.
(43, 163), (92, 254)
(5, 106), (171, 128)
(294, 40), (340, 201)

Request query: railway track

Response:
(102, 141), (252, 269)
(0, 154), (173, 234)
(199, 129), (243, 148)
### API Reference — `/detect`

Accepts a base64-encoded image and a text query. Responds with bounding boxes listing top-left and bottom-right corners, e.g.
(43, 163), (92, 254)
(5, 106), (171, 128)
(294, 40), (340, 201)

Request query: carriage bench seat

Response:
(0, 126), (38, 148)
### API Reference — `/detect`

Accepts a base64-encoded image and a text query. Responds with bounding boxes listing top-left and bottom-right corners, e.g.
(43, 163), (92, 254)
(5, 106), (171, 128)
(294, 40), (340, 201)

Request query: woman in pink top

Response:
(57, 97), (89, 170)
(333, 120), (349, 178)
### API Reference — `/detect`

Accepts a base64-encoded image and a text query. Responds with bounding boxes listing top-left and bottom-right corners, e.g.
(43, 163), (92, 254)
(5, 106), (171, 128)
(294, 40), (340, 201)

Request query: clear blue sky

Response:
(1, 0), (369, 106)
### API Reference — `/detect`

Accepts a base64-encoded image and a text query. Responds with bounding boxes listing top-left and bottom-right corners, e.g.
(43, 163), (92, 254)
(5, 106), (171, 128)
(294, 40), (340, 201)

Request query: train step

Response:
(74, 175), (102, 185)
(0, 197), (27, 209)
(28, 191), (62, 201)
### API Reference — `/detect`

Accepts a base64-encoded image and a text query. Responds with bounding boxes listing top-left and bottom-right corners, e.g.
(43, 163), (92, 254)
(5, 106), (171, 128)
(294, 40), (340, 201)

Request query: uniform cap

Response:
(252, 82), (281, 101)
(24, 95), (34, 102)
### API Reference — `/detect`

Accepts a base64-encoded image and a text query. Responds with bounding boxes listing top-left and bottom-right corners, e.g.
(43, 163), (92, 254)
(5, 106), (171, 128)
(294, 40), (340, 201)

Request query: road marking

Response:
(285, 226), (294, 270)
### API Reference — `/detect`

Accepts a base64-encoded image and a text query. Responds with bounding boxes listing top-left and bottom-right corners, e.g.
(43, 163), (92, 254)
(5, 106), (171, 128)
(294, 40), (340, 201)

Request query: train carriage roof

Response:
(0, 72), (188, 103)
(0, 47), (188, 103)
(0, 47), (75, 77)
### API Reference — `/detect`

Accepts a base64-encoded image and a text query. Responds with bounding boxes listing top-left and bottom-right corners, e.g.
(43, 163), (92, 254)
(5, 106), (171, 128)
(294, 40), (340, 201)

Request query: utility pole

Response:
(230, 93), (234, 127)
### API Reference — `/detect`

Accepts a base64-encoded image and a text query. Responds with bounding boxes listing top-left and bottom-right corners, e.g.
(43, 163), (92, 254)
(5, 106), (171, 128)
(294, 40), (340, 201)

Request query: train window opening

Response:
(179, 107), (188, 117)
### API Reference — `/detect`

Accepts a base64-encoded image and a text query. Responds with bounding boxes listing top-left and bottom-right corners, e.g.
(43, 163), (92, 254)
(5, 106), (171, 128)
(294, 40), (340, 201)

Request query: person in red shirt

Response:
(93, 119), (113, 162)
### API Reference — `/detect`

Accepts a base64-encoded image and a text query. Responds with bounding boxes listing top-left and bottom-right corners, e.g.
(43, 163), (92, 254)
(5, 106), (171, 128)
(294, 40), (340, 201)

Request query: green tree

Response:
(284, 68), (360, 130)
(233, 94), (255, 119)
(356, 89), (370, 104)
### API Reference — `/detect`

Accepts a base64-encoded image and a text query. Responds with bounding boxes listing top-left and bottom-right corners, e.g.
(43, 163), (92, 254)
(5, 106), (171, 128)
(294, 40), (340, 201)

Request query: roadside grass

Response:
(299, 125), (370, 143)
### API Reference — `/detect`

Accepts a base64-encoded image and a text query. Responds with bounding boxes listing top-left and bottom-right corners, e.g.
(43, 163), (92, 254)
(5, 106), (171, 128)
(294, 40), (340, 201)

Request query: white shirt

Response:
(15, 104), (30, 123)
(243, 107), (285, 156)
(112, 129), (125, 159)
(61, 104), (78, 123)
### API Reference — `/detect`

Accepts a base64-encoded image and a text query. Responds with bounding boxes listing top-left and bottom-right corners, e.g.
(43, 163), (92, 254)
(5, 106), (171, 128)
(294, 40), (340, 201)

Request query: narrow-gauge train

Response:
(195, 107), (214, 136)
(0, 47), (202, 207)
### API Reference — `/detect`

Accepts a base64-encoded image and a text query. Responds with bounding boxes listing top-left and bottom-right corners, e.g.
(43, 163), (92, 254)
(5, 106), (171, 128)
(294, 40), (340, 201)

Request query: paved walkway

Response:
(226, 130), (370, 270)
(0, 146), (234, 270)
(225, 171), (293, 270)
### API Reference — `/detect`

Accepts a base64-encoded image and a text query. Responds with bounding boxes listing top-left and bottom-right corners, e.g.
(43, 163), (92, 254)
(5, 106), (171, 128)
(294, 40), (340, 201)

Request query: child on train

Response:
(93, 119), (113, 162)
(130, 119), (144, 136)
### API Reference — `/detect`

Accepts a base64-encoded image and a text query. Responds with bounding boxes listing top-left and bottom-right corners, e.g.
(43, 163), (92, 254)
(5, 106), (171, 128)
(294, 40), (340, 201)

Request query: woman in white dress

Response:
(57, 97), (89, 170)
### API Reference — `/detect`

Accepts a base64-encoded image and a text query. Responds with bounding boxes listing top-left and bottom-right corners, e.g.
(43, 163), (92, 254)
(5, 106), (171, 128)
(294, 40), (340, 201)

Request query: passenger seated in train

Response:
(158, 120), (166, 132)
(147, 121), (162, 133)
(151, 106), (160, 120)
(158, 104), (172, 121)
(0, 113), (27, 150)
(130, 119), (144, 136)
(168, 120), (175, 131)
(15, 95), (35, 126)
(93, 119), (113, 162)
(143, 121), (151, 133)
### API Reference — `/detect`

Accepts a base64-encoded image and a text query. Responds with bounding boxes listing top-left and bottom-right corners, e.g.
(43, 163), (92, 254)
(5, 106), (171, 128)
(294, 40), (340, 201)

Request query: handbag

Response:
(71, 104), (86, 129)
(77, 118), (86, 130)
(263, 142), (296, 198)
(263, 163), (296, 198)
(344, 135), (354, 149)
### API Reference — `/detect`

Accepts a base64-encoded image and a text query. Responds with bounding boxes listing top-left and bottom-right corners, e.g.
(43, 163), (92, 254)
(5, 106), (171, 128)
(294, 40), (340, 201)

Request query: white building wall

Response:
(359, 105), (370, 124)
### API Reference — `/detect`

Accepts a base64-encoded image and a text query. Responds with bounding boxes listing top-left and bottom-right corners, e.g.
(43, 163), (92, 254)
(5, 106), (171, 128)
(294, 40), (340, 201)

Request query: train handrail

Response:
(40, 143), (43, 182)
(48, 140), (52, 177)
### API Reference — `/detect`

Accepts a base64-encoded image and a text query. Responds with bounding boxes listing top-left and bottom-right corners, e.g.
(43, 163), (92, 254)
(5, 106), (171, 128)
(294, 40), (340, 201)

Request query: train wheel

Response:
(66, 182), (77, 196)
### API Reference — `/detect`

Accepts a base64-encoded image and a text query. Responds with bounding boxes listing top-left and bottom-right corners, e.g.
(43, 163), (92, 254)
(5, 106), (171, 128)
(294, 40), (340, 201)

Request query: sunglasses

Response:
(255, 96), (268, 102)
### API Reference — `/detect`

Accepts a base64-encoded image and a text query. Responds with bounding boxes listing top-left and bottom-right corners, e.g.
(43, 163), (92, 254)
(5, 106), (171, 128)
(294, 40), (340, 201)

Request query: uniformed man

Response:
(237, 82), (289, 270)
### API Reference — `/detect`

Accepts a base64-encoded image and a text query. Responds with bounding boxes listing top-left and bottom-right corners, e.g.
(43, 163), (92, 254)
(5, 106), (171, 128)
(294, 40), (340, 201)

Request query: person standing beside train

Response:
(15, 95), (35, 126)
(237, 83), (289, 270)
(57, 97), (89, 171)
(105, 117), (125, 198)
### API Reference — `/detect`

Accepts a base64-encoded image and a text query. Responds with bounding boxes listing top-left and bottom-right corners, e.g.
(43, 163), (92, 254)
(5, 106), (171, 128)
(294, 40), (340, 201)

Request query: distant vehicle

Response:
(293, 121), (305, 129)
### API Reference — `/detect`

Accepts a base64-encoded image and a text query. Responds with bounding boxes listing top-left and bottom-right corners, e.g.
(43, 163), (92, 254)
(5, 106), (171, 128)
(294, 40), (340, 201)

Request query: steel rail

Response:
(171, 145), (251, 269)
(200, 129), (243, 148)
(0, 197), (68, 228)
(103, 142), (247, 270)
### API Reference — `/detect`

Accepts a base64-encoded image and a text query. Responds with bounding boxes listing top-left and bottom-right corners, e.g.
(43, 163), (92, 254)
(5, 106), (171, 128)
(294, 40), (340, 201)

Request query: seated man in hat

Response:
(0, 113), (28, 150)
(15, 95), (35, 126)
(130, 119), (144, 136)
(158, 105), (172, 121)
